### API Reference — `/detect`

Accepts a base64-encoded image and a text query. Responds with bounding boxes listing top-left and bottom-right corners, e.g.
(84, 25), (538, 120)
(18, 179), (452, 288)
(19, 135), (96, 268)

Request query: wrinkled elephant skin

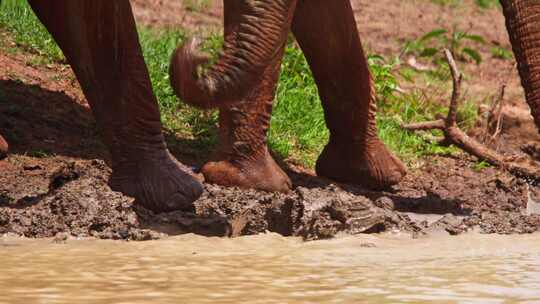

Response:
(1, 0), (203, 212)
(171, 0), (408, 191)
(501, 0), (540, 131)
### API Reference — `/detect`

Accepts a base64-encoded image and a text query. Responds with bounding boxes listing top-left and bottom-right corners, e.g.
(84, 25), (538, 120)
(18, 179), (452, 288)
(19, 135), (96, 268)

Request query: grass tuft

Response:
(0, 0), (63, 62)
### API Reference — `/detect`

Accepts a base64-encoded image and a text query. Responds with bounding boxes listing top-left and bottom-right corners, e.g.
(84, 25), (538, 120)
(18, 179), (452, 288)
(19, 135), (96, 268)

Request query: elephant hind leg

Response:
(201, 0), (291, 193)
(202, 92), (292, 193)
(291, 0), (406, 189)
(501, 0), (540, 131)
(28, 0), (202, 212)
(201, 74), (292, 193)
(0, 134), (8, 159)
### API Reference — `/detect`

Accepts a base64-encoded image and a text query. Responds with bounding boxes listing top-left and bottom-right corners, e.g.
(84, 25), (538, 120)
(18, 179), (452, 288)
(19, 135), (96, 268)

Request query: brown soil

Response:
(1, 151), (538, 240)
(1, 0), (539, 241)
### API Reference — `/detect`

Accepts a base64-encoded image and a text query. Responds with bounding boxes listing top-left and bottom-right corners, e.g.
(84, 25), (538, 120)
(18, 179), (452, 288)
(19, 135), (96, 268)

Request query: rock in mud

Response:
(0, 135), (7, 160)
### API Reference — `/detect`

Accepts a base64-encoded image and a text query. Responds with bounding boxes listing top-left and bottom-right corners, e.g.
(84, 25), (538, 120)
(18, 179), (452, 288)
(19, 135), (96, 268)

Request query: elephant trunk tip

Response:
(169, 38), (218, 109)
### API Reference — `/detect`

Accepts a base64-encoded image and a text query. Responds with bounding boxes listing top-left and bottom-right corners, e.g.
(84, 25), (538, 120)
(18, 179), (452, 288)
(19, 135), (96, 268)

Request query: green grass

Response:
(183, 0), (212, 12)
(431, 0), (500, 9)
(475, 0), (501, 9)
(0, 0), (478, 167)
(0, 0), (62, 61)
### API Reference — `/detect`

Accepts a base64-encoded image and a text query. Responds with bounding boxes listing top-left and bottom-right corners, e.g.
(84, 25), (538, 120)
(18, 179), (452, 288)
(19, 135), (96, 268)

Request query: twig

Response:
(401, 49), (540, 184)
(445, 49), (462, 128)
(402, 120), (445, 131)
(488, 84), (506, 143)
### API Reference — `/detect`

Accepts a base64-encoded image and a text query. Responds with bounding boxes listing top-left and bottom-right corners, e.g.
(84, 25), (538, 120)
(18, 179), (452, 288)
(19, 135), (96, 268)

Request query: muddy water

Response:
(1, 233), (540, 304)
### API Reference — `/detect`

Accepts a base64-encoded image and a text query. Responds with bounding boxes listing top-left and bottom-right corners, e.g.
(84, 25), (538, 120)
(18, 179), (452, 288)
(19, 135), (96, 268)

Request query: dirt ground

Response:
(1, 0), (540, 241)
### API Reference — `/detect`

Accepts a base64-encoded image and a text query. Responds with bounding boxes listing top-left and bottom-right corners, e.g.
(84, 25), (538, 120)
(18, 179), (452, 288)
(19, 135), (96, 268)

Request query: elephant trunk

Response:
(501, 0), (540, 131)
(170, 0), (297, 109)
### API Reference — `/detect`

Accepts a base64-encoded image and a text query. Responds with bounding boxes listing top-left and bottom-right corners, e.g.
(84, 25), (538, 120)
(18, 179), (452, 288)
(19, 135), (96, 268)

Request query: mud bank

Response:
(0, 157), (399, 240)
(1, 155), (539, 241)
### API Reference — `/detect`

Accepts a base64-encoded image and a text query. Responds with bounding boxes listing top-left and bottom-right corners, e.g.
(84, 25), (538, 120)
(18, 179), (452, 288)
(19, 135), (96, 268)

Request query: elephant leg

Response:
(28, 0), (202, 212)
(201, 0), (292, 192)
(500, 0), (540, 131)
(291, 0), (406, 189)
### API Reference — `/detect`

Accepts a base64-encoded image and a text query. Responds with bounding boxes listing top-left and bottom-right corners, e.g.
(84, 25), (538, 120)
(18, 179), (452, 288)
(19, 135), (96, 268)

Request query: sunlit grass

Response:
(0, 0), (478, 167)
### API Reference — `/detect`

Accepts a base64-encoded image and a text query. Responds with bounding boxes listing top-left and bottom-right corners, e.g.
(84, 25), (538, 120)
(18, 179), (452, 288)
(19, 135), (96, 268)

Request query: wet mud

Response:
(1, 153), (538, 241)
(1, 2), (540, 241)
(0, 156), (391, 240)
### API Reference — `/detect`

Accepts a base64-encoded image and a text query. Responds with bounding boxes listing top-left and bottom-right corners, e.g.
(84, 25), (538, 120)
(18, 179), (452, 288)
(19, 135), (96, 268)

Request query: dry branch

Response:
(402, 49), (540, 184)
(487, 84), (507, 143)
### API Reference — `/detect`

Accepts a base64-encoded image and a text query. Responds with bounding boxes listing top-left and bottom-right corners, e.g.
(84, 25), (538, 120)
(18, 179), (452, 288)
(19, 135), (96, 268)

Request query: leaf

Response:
(367, 54), (385, 61)
(464, 34), (486, 44)
(419, 48), (439, 57)
(367, 54), (386, 65)
(420, 29), (448, 42)
(462, 47), (483, 64)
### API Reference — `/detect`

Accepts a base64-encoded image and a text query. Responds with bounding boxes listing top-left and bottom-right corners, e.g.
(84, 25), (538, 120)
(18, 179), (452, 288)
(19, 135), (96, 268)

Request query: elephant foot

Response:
(0, 134), (8, 159)
(201, 150), (292, 193)
(316, 138), (407, 190)
(109, 150), (203, 213)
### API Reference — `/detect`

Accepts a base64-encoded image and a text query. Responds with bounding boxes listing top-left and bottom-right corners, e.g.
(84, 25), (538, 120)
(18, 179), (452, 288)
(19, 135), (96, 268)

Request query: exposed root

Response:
(402, 49), (540, 184)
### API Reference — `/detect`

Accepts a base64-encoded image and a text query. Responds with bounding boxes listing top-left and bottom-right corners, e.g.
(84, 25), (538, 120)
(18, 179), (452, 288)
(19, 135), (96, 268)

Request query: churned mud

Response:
(0, 155), (383, 240)
(1, 1), (540, 241)
(1, 152), (538, 240)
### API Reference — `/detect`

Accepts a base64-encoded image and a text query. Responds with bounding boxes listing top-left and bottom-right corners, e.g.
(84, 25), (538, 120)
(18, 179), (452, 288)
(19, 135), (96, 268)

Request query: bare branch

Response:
(401, 49), (540, 184)
(489, 84), (506, 142)
(401, 120), (445, 131)
(444, 49), (462, 127)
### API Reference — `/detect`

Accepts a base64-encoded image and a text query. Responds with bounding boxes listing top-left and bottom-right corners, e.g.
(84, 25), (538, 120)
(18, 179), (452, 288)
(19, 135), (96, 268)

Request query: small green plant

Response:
(431, 0), (499, 9)
(475, 0), (501, 9)
(403, 27), (486, 65)
(367, 55), (400, 101)
(27, 150), (50, 158)
(183, 0), (211, 12)
(431, 0), (461, 7)
(491, 46), (514, 60)
(473, 160), (492, 171)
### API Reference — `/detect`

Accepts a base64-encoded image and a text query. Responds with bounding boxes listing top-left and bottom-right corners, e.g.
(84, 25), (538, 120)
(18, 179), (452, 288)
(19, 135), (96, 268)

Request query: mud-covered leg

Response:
(202, 0), (292, 192)
(28, 0), (202, 212)
(291, 0), (406, 189)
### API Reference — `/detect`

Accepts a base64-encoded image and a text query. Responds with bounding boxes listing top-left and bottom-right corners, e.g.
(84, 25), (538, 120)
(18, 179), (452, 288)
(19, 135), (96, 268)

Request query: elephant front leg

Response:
(202, 1), (291, 192)
(28, 0), (202, 212)
(291, 0), (406, 189)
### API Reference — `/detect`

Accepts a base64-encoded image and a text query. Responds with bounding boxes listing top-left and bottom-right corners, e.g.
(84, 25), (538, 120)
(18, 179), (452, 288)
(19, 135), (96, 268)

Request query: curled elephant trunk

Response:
(169, 0), (297, 109)
(500, 0), (540, 131)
